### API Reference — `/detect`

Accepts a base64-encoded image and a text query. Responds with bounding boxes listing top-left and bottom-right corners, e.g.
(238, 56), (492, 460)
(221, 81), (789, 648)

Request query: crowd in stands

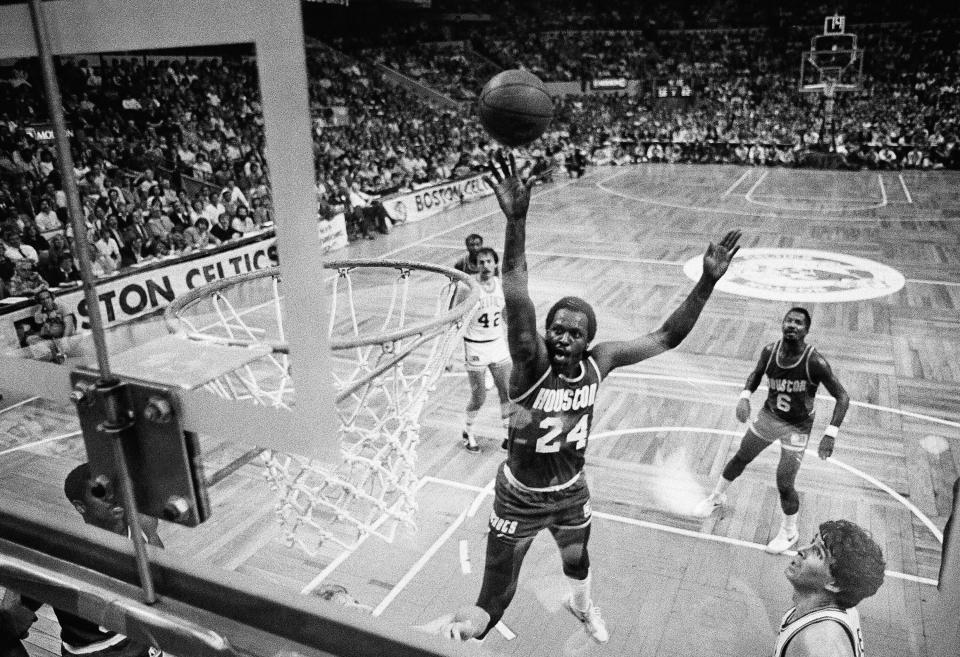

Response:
(363, 43), (500, 101)
(0, 52), (281, 302)
(3, 2), (960, 305)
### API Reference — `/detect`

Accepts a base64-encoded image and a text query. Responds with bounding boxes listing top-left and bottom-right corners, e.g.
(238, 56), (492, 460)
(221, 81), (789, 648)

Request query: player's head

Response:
(782, 307), (811, 343)
(545, 297), (597, 371)
(64, 462), (126, 533)
(787, 520), (885, 609)
(465, 234), (483, 255)
(475, 247), (499, 280)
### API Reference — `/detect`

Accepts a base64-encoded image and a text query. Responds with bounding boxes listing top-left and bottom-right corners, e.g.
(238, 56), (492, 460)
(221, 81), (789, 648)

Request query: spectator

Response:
(209, 212), (240, 243)
(230, 204), (258, 235)
(8, 258), (48, 296)
(251, 196), (273, 226)
(183, 217), (212, 249)
(94, 227), (121, 267)
(44, 253), (81, 287)
(33, 197), (61, 233)
(119, 231), (149, 267)
(19, 221), (49, 255)
(28, 288), (75, 363)
(87, 242), (116, 277)
(145, 205), (174, 243)
(3, 229), (39, 264)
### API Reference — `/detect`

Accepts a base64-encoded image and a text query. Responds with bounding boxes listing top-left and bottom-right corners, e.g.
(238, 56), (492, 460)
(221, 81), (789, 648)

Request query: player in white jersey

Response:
(774, 519), (884, 657)
(455, 247), (511, 452)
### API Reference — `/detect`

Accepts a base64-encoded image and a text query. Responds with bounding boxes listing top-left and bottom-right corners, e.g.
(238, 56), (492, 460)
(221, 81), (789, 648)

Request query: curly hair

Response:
(820, 519), (886, 609)
(546, 296), (597, 342)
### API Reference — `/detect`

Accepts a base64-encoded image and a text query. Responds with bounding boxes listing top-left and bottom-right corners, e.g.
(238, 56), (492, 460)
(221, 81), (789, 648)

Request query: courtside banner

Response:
(1, 236), (278, 351)
(383, 173), (493, 225)
(320, 212), (349, 252)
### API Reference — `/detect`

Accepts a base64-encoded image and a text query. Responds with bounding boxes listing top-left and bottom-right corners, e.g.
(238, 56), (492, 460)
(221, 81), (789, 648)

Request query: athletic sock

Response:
(713, 477), (732, 497)
(567, 572), (592, 612)
(782, 511), (799, 535)
(464, 410), (479, 435)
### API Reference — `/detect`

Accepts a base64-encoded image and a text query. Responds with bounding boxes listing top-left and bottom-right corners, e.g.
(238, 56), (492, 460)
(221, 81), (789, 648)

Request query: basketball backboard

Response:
(0, 2), (478, 656)
(799, 14), (864, 94)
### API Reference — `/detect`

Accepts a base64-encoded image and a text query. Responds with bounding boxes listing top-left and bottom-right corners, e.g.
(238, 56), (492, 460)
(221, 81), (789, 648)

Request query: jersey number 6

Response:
(776, 393), (791, 412)
(535, 415), (589, 453)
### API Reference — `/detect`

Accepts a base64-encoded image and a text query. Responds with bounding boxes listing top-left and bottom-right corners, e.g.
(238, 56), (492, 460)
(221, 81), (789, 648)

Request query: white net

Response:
(164, 261), (479, 554)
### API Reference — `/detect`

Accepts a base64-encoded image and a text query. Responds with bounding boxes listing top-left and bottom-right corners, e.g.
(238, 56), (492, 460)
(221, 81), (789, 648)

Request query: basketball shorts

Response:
(749, 407), (815, 453)
(463, 337), (510, 372)
(489, 463), (591, 540)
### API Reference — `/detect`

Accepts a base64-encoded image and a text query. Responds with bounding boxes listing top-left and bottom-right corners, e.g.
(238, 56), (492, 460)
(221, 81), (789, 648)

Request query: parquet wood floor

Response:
(3, 164), (958, 656)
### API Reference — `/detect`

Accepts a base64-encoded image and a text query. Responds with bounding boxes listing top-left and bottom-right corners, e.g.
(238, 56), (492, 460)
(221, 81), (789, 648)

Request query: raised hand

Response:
(484, 151), (543, 221)
(702, 230), (742, 282)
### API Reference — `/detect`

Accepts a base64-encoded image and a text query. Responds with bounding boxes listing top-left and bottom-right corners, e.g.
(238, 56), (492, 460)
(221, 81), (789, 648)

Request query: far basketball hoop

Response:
(799, 15), (863, 150)
(799, 14), (863, 95)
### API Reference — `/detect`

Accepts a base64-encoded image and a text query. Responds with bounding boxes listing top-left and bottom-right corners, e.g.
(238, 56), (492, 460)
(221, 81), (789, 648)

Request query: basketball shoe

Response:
(692, 492), (727, 518)
(765, 527), (799, 554)
(565, 596), (609, 643)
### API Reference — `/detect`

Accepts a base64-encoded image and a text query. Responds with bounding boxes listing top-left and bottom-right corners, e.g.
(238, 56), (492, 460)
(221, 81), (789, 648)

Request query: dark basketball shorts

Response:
(489, 464), (592, 540)
(749, 407), (815, 453)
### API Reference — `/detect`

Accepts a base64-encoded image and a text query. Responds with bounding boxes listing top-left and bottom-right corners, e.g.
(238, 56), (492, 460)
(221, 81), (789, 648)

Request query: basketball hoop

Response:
(164, 261), (480, 554)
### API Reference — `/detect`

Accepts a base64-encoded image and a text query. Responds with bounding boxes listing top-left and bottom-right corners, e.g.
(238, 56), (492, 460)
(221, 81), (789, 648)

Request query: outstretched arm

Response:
(735, 343), (773, 422)
(485, 153), (549, 387)
(810, 353), (849, 459)
(593, 231), (741, 376)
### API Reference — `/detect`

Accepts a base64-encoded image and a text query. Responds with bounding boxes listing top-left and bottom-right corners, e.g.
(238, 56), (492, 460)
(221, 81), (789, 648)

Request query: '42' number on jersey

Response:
(477, 311), (501, 328)
(535, 416), (589, 453)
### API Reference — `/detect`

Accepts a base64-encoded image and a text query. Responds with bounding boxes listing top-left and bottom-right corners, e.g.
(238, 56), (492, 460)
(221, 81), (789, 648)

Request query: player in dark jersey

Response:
(0, 463), (163, 657)
(453, 233), (484, 275)
(694, 307), (850, 554)
(430, 153), (741, 643)
(773, 519), (884, 657)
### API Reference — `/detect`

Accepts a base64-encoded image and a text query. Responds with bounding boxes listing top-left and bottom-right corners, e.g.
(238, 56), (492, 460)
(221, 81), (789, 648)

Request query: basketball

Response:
(478, 69), (553, 147)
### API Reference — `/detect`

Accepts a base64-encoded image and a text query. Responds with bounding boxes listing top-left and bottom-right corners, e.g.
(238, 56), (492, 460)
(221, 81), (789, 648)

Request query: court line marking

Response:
(0, 431), (81, 457)
(582, 426), (943, 544)
(0, 395), (41, 416)
(435, 368), (960, 431)
(899, 174), (914, 204)
(422, 474), (938, 588)
(371, 476), (495, 617)
(421, 242), (960, 289)
(604, 370), (960, 431)
(722, 170), (752, 198)
(744, 170), (887, 212)
(595, 168), (955, 222)
(299, 476), (433, 595)
(742, 169), (769, 202)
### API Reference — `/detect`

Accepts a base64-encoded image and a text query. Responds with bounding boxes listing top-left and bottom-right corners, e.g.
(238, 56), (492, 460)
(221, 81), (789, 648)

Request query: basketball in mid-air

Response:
(478, 69), (553, 147)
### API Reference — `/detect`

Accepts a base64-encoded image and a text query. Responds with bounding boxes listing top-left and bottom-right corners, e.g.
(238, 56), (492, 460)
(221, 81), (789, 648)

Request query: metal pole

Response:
(28, 0), (156, 604)
(27, 0), (112, 379)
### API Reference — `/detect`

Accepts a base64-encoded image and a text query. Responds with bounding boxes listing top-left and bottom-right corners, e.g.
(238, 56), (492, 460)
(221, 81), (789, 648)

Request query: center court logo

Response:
(683, 248), (905, 302)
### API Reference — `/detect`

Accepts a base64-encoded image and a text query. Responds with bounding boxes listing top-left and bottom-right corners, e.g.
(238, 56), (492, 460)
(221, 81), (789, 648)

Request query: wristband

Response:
(739, 390), (751, 400)
(824, 425), (839, 438)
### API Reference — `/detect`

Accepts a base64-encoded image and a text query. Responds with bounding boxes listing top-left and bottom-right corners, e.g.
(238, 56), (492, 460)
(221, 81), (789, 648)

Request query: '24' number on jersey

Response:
(535, 415), (590, 452)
